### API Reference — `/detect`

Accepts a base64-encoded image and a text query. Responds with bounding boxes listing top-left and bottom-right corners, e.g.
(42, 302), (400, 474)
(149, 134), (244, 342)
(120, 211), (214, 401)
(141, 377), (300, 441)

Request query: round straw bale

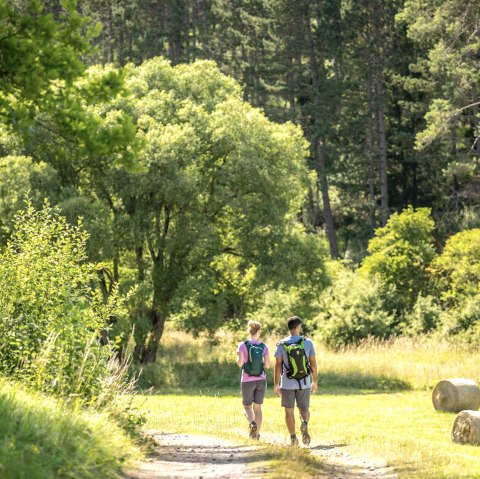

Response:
(432, 378), (480, 412)
(452, 410), (480, 445)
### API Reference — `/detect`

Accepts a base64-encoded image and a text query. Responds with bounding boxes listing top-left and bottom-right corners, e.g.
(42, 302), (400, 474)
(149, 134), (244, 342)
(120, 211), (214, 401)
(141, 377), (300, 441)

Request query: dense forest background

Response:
(2, 0), (480, 370)
(78, 0), (480, 249)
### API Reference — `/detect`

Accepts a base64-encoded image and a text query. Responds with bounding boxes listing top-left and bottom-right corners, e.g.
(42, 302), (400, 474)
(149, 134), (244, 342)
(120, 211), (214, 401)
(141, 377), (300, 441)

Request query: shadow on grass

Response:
(319, 371), (411, 391)
(134, 361), (411, 392)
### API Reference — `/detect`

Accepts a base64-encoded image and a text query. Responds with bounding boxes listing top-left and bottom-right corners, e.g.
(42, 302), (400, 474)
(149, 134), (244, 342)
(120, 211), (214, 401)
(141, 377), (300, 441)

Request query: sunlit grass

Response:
(138, 389), (480, 479)
(0, 379), (140, 479)
(134, 328), (480, 478)
(318, 336), (480, 391)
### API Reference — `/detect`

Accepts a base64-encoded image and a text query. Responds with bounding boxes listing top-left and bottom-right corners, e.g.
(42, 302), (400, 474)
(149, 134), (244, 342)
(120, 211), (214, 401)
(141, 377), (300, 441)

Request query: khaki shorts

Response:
(281, 388), (310, 409)
(241, 380), (267, 406)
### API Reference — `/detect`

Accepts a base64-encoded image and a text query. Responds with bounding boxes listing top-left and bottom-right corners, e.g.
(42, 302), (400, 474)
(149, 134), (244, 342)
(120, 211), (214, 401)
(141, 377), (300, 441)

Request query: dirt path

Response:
(125, 432), (267, 479)
(126, 430), (398, 479)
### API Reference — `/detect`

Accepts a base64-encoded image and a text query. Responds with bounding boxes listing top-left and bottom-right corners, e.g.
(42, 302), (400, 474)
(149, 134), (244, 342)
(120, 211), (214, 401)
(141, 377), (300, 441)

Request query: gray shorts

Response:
(281, 388), (310, 409)
(241, 380), (267, 406)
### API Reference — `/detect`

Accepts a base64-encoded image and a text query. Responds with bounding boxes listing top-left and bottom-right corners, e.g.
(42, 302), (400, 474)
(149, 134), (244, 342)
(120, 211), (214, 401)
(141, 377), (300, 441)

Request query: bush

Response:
(0, 201), (128, 403)
(438, 294), (480, 343)
(314, 268), (396, 348)
(430, 228), (480, 306)
(360, 206), (436, 311)
(402, 294), (442, 335)
(248, 287), (321, 336)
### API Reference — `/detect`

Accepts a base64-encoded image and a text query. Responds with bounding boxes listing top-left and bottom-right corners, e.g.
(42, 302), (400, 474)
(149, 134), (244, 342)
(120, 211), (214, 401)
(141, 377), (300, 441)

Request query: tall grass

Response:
(0, 379), (140, 479)
(137, 328), (480, 392)
(318, 336), (480, 391)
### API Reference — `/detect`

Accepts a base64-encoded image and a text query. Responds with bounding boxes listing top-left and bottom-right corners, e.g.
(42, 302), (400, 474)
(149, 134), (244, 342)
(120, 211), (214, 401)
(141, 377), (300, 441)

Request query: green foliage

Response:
(0, 200), (125, 402)
(58, 195), (115, 262)
(399, 0), (480, 179)
(439, 294), (480, 343)
(314, 268), (396, 348)
(0, 379), (138, 479)
(0, 156), (60, 244)
(360, 206), (436, 308)
(0, 0), (95, 129)
(88, 57), (327, 360)
(430, 228), (480, 305)
(402, 294), (442, 336)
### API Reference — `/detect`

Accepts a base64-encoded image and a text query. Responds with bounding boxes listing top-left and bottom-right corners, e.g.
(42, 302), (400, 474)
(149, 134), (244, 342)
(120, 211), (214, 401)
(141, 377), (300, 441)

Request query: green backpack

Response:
(243, 341), (265, 376)
(280, 337), (311, 385)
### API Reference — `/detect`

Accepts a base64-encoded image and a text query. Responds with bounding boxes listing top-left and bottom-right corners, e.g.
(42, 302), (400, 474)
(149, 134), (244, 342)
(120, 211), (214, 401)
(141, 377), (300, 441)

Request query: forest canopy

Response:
(1, 0), (480, 364)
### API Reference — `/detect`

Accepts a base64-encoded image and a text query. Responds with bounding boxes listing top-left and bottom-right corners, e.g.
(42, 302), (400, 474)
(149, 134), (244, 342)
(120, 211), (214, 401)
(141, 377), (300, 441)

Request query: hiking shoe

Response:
(249, 421), (257, 438)
(300, 421), (311, 445)
(290, 435), (299, 447)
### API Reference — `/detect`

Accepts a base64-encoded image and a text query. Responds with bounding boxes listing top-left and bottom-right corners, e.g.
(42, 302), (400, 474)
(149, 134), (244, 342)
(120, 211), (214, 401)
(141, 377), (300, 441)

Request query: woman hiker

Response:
(236, 320), (270, 439)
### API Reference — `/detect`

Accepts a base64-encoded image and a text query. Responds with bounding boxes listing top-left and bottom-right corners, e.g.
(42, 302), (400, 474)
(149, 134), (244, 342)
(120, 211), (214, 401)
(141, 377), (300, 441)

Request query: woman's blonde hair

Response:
(248, 320), (261, 336)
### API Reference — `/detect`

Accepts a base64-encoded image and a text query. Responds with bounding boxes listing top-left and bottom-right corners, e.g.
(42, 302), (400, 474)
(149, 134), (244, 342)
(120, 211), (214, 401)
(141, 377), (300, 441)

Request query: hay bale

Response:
(452, 410), (480, 445)
(432, 378), (480, 412)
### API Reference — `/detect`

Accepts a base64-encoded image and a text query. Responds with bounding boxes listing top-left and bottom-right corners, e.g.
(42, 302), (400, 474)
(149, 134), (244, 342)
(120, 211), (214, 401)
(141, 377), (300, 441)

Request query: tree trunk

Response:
(317, 140), (339, 257)
(136, 245), (145, 281)
(471, 86), (480, 159)
(108, 3), (114, 63)
(375, 71), (389, 226)
(184, 0), (191, 63)
(118, 18), (125, 66)
(304, 5), (339, 258)
(141, 308), (166, 364)
(139, 256), (169, 364)
(367, 78), (377, 231)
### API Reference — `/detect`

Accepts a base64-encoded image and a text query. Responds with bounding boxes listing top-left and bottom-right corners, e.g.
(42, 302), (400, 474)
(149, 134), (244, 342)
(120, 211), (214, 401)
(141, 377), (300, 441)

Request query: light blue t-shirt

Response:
(274, 335), (315, 390)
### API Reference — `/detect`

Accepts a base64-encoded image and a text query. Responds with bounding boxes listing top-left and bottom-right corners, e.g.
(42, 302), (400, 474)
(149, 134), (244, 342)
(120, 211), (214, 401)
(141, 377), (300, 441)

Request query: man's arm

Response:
(274, 356), (283, 396)
(309, 355), (318, 393)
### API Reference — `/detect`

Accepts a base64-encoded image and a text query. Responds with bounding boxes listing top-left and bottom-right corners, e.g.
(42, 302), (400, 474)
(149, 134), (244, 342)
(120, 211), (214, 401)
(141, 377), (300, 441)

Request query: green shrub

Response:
(0, 201), (128, 403)
(438, 294), (480, 343)
(430, 228), (480, 305)
(402, 294), (442, 335)
(248, 287), (321, 336)
(360, 206), (436, 311)
(314, 269), (395, 348)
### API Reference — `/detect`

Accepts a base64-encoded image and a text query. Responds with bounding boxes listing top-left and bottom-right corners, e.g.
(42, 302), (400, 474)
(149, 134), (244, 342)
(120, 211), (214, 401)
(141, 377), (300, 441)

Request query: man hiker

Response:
(236, 320), (270, 439)
(274, 316), (317, 446)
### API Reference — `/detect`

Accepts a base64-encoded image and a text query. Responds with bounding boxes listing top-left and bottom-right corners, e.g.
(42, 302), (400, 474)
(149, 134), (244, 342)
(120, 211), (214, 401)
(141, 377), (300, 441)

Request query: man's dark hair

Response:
(287, 316), (302, 331)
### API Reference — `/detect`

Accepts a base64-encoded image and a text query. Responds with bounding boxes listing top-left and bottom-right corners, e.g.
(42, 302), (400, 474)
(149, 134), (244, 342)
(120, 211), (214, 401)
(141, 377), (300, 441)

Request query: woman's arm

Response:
(263, 351), (271, 369)
(236, 351), (244, 368)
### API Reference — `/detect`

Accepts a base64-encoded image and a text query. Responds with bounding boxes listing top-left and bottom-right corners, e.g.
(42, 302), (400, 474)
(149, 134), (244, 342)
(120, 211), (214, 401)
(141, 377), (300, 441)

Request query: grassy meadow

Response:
(134, 328), (480, 478)
(0, 379), (140, 479)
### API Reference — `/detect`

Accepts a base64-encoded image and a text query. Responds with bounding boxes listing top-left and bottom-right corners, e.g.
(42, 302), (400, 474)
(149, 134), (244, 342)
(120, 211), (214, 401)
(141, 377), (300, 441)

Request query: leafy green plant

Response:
(314, 268), (396, 348)
(360, 206), (436, 311)
(0, 200), (127, 403)
(430, 228), (480, 305)
(402, 294), (442, 335)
